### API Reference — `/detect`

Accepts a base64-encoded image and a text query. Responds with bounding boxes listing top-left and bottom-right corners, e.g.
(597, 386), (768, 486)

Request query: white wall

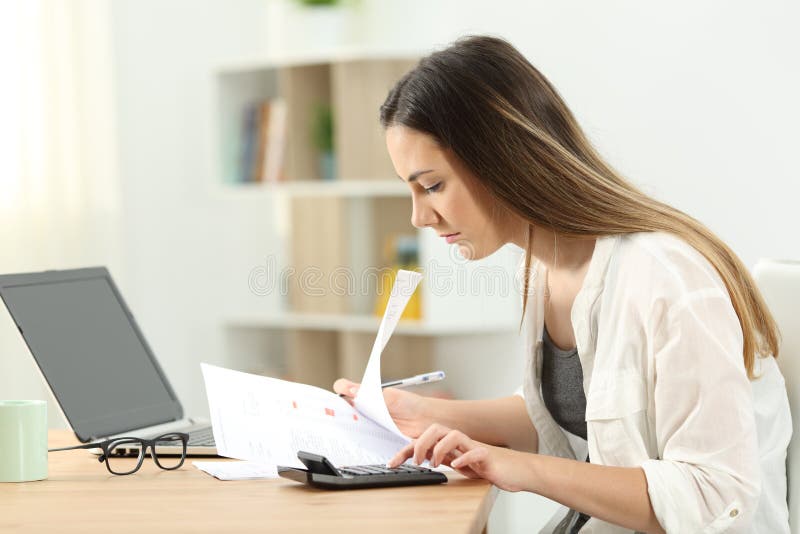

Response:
(108, 0), (279, 417)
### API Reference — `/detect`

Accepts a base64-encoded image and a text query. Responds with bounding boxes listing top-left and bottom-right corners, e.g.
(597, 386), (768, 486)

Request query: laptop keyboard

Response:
(187, 426), (215, 447)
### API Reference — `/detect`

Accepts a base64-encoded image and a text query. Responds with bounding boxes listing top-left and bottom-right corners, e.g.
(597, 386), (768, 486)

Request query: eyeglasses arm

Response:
(48, 442), (107, 452)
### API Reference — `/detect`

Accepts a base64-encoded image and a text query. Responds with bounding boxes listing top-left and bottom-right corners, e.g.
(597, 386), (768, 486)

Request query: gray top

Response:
(542, 325), (590, 532)
(541, 325), (587, 441)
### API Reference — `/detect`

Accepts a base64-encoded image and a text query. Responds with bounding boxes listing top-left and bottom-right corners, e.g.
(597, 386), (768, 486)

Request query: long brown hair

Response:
(380, 35), (779, 378)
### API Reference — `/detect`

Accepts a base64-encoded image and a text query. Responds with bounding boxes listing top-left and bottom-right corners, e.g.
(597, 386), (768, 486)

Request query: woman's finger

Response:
(333, 378), (359, 397)
(450, 446), (489, 470)
(387, 440), (416, 468)
(430, 430), (472, 467)
(412, 423), (451, 465)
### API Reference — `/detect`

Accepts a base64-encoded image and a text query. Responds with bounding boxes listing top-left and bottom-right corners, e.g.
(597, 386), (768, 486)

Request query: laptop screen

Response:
(0, 268), (182, 442)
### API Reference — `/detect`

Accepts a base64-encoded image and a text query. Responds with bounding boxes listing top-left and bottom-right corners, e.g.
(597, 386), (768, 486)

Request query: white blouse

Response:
(520, 232), (791, 533)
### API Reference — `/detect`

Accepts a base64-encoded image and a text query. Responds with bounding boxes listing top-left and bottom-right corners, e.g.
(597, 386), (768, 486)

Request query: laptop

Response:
(0, 267), (217, 456)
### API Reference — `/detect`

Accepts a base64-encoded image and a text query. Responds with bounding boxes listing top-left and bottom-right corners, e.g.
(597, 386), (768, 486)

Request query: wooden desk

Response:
(0, 430), (497, 533)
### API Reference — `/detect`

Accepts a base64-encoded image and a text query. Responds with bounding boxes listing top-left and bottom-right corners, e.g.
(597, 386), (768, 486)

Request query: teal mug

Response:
(0, 400), (48, 482)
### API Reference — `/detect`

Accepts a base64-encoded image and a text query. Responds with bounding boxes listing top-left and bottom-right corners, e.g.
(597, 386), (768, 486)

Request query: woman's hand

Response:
(387, 423), (532, 492)
(333, 378), (431, 438)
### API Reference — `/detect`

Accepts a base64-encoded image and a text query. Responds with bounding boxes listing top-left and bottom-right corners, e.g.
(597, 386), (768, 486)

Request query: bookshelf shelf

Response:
(215, 47), (424, 77)
(216, 179), (410, 198)
(225, 312), (517, 337)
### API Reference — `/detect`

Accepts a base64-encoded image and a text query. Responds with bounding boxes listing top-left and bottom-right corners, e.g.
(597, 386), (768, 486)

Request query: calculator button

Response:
(338, 463), (437, 478)
(362, 467), (388, 474)
(342, 467), (370, 475)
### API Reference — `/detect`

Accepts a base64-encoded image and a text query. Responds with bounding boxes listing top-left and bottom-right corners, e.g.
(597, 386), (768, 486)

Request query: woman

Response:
(334, 36), (790, 533)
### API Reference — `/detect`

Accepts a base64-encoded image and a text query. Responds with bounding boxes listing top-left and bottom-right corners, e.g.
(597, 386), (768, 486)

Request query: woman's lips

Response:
(442, 232), (461, 244)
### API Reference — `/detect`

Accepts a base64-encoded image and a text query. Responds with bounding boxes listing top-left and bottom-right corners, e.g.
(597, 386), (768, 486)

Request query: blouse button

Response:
(729, 509), (739, 518)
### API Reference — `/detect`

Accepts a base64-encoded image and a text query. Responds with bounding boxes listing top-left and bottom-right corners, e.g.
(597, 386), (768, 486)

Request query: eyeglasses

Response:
(48, 432), (189, 475)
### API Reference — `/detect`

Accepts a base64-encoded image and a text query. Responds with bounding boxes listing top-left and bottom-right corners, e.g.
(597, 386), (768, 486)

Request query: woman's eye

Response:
(424, 182), (442, 194)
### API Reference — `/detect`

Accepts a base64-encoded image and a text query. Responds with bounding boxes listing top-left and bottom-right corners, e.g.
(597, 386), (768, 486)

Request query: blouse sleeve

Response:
(640, 288), (761, 533)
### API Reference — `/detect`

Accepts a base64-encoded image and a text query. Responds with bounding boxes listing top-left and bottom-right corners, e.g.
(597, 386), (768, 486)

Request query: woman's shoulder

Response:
(618, 232), (722, 284)
(618, 231), (706, 265)
(612, 231), (728, 293)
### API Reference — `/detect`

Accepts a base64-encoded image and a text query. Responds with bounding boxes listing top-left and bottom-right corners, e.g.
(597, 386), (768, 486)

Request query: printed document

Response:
(201, 270), (423, 468)
(193, 460), (278, 481)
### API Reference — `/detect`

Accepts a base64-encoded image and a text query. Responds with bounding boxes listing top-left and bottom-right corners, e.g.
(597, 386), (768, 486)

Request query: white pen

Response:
(381, 371), (446, 389)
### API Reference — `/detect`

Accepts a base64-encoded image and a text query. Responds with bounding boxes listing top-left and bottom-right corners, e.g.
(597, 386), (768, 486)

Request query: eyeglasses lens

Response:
(152, 434), (186, 469)
(106, 438), (144, 475)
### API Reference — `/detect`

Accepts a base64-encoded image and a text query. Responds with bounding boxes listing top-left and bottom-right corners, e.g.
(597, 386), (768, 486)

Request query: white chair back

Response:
(754, 259), (800, 528)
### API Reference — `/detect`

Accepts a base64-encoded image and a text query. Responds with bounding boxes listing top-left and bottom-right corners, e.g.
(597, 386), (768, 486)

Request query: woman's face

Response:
(386, 126), (521, 260)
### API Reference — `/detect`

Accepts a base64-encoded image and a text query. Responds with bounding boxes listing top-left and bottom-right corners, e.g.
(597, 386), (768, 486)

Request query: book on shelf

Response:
(238, 102), (259, 183)
(374, 234), (422, 320)
(262, 99), (287, 183)
(238, 98), (287, 184)
(251, 101), (271, 184)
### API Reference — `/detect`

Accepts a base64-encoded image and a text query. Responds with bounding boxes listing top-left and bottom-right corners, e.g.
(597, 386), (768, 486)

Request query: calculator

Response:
(277, 451), (448, 490)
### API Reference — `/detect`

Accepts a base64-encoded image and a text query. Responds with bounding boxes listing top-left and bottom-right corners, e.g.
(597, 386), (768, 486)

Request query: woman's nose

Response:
(411, 197), (437, 229)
